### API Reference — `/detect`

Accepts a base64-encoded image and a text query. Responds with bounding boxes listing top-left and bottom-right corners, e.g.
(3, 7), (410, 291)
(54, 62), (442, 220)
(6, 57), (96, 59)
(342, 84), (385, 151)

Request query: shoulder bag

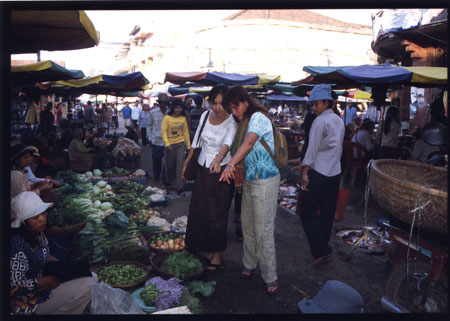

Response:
(184, 111), (210, 180)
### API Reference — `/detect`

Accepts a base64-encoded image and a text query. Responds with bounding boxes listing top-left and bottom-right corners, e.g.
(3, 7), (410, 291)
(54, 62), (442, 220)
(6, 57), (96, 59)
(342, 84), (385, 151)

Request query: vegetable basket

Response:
(131, 288), (157, 313)
(369, 159), (447, 235)
(97, 261), (149, 290)
(131, 176), (148, 185)
(46, 218), (88, 236)
(107, 175), (131, 183)
(150, 252), (206, 282)
(146, 231), (186, 254)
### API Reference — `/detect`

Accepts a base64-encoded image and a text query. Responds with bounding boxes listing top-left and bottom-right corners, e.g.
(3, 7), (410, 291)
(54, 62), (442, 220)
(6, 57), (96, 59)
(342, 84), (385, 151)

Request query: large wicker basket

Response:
(46, 218), (88, 236)
(369, 159), (447, 235)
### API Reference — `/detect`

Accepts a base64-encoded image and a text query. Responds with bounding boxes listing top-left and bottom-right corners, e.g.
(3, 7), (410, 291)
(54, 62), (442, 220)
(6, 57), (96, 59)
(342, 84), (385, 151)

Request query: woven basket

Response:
(369, 159), (447, 235)
(98, 261), (149, 290)
(46, 218), (88, 236)
(150, 252), (205, 282)
(146, 231), (186, 254)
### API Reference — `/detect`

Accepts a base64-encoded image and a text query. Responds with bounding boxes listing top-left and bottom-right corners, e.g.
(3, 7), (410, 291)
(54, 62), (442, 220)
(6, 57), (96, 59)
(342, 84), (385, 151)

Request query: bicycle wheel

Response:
(385, 260), (447, 313)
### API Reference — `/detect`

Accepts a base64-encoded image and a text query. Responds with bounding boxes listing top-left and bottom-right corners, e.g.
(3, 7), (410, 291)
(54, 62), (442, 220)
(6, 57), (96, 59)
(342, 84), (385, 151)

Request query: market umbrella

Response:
(347, 89), (373, 101)
(165, 71), (259, 86)
(11, 10), (100, 54)
(11, 60), (85, 86)
(164, 72), (207, 85)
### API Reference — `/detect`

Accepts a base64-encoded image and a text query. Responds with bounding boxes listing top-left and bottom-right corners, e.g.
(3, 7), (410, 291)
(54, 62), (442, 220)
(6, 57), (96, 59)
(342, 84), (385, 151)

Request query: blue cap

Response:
(298, 280), (364, 313)
(308, 84), (334, 102)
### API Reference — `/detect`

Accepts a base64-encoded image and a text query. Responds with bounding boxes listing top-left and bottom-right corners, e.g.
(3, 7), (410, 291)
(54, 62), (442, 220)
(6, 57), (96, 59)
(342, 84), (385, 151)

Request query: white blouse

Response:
(191, 111), (237, 168)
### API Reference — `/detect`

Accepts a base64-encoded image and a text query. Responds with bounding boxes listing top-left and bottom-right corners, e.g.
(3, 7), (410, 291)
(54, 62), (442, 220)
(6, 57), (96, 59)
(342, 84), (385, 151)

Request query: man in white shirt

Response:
(25, 146), (60, 186)
(148, 93), (169, 182)
(299, 84), (345, 267)
(131, 100), (142, 130)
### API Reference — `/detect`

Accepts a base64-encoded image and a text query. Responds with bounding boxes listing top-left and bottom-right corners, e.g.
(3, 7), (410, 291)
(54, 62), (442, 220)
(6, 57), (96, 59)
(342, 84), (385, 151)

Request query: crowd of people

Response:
(10, 82), (447, 314)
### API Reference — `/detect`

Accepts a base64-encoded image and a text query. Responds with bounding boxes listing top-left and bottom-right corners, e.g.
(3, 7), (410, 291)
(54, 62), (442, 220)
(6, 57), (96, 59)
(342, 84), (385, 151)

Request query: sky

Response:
(12, 9), (380, 75)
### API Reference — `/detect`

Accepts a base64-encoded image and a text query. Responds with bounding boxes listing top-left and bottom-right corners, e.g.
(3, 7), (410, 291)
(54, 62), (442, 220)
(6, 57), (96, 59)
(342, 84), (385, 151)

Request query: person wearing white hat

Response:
(10, 192), (98, 314)
(299, 84), (345, 267)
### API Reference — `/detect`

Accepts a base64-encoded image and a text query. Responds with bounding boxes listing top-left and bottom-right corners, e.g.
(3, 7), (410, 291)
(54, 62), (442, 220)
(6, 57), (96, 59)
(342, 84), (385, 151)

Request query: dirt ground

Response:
(137, 143), (393, 315)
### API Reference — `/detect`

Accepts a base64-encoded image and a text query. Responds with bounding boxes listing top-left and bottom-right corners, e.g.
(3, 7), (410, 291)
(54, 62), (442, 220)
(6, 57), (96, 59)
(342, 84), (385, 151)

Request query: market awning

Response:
(11, 10), (100, 54)
(165, 71), (259, 86)
(293, 64), (448, 88)
(164, 72), (207, 85)
(266, 94), (307, 102)
(11, 60), (85, 86)
(403, 66), (448, 86)
(57, 72), (149, 90)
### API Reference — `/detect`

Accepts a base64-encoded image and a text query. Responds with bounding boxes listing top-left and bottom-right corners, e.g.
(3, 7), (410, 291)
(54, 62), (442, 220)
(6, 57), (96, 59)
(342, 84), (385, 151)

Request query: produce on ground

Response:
(163, 250), (203, 279)
(147, 216), (171, 231)
(171, 216), (188, 233)
(132, 169), (146, 177)
(131, 208), (161, 225)
(144, 277), (186, 311)
(98, 263), (147, 286)
(142, 186), (166, 196)
(112, 137), (141, 158)
(112, 181), (143, 192)
(149, 233), (185, 251)
(139, 283), (162, 307)
(103, 167), (130, 176)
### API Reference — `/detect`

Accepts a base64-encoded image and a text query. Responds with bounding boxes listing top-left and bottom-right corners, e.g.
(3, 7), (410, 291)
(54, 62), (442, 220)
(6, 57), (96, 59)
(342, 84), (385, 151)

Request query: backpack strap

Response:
(260, 118), (276, 161)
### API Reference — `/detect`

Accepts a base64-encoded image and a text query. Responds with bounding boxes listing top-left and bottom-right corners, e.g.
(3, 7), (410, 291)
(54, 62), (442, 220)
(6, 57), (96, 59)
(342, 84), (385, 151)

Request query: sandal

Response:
(312, 253), (333, 267)
(241, 268), (254, 279)
(206, 262), (221, 271)
(264, 282), (279, 295)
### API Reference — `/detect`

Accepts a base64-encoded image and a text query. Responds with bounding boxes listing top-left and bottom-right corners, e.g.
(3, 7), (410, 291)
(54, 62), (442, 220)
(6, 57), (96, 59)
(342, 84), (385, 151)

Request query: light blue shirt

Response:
(24, 166), (47, 183)
(343, 106), (357, 125)
(303, 109), (345, 177)
(245, 112), (279, 181)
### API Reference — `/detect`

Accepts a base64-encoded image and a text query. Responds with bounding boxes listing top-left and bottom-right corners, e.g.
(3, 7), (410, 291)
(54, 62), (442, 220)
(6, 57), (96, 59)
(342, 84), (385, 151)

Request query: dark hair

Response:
(222, 85), (269, 117)
(208, 84), (229, 105)
(168, 99), (186, 116)
(384, 106), (399, 135)
(193, 95), (204, 107)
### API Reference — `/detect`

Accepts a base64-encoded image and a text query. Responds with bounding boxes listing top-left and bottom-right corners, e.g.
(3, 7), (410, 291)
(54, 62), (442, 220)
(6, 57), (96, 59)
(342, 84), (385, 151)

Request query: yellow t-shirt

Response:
(161, 115), (191, 149)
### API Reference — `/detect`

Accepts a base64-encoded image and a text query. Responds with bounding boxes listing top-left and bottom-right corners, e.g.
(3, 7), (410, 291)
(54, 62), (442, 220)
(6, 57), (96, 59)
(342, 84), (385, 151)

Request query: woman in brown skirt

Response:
(182, 84), (237, 271)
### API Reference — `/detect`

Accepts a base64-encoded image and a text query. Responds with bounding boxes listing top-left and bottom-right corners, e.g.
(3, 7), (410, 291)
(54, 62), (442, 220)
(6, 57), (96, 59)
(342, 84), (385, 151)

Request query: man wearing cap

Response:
(10, 145), (53, 202)
(148, 93), (169, 183)
(299, 84), (345, 267)
(24, 146), (60, 187)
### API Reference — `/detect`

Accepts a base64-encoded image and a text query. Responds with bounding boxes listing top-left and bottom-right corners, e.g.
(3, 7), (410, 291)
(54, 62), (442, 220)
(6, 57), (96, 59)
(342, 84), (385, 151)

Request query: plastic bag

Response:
(90, 282), (145, 314)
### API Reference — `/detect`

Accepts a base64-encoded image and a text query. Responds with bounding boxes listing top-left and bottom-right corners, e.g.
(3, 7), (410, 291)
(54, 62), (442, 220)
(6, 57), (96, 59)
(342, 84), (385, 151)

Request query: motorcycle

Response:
(380, 221), (447, 313)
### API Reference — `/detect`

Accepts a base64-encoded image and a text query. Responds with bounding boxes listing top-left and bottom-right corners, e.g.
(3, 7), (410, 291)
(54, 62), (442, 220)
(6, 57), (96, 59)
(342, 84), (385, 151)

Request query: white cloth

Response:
(191, 111), (237, 168)
(24, 166), (47, 183)
(131, 105), (141, 120)
(411, 138), (440, 162)
(147, 107), (165, 146)
(352, 130), (375, 158)
(302, 109), (345, 177)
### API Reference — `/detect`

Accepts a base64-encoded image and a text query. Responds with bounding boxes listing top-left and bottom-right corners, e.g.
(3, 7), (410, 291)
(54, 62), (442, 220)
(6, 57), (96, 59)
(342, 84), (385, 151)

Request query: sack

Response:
(261, 120), (289, 169)
(184, 111), (210, 181)
(184, 148), (200, 181)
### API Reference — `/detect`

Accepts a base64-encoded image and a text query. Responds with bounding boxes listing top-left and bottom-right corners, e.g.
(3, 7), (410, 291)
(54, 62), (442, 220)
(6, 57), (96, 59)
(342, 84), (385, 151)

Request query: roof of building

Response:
(223, 9), (371, 31)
